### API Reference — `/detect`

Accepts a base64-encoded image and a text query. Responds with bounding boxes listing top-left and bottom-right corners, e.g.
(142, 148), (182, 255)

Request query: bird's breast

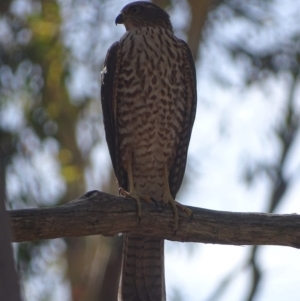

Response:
(116, 27), (187, 196)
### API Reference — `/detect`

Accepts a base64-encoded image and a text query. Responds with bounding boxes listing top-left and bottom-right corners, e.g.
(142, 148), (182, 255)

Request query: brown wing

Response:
(101, 42), (128, 190)
(169, 41), (197, 198)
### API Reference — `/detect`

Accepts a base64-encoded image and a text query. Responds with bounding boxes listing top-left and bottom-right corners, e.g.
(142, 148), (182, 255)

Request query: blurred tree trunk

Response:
(26, 2), (87, 300)
(186, 0), (212, 60)
(25, 1), (113, 300)
(0, 0), (25, 298)
(153, 0), (213, 59)
(0, 135), (22, 301)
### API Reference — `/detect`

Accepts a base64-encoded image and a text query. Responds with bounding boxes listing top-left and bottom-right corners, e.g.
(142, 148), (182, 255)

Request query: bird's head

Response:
(115, 1), (173, 32)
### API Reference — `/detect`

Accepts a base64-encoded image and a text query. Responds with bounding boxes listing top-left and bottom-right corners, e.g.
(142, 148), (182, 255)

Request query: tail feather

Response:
(121, 234), (165, 301)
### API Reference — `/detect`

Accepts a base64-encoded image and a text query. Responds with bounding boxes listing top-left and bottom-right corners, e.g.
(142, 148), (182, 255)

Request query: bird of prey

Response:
(101, 2), (197, 300)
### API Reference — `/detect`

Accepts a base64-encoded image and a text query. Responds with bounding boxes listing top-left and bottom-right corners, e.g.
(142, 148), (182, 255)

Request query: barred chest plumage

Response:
(115, 26), (187, 199)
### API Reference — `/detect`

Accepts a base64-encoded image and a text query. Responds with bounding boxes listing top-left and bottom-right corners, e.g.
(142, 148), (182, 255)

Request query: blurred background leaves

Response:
(1, 0), (300, 301)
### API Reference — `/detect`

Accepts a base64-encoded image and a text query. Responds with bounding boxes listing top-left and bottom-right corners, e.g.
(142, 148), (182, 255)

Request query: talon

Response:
(119, 187), (127, 197)
(119, 188), (155, 221)
(176, 202), (193, 218)
(164, 199), (192, 232)
(163, 197), (179, 232)
(119, 187), (142, 218)
(130, 193), (142, 219)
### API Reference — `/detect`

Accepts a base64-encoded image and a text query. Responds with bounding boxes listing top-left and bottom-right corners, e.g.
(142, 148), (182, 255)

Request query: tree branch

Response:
(8, 190), (300, 248)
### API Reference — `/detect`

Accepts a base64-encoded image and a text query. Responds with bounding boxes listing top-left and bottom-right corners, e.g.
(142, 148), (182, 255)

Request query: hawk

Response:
(101, 2), (197, 300)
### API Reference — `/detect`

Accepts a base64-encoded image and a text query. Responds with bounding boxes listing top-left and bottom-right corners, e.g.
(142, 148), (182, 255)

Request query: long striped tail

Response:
(120, 234), (165, 301)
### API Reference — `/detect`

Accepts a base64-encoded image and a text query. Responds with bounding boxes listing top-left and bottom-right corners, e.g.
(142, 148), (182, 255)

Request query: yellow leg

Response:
(119, 157), (153, 219)
(162, 165), (192, 232)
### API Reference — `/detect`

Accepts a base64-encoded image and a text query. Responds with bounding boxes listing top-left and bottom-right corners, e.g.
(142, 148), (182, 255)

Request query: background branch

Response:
(9, 190), (300, 248)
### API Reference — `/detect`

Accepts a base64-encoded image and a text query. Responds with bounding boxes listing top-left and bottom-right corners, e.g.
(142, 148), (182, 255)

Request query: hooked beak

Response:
(115, 13), (124, 25)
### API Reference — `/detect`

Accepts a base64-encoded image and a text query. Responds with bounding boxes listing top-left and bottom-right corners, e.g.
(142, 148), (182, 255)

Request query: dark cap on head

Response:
(115, 1), (172, 31)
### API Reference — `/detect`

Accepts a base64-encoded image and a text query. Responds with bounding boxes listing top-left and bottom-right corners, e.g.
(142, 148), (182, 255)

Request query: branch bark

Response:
(9, 190), (300, 248)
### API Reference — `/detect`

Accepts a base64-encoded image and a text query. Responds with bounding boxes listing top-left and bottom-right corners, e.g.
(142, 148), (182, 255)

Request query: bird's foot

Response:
(119, 187), (153, 221)
(162, 192), (192, 233)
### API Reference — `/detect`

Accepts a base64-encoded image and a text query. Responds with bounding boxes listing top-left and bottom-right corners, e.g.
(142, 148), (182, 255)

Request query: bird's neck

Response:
(126, 26), (173, 36)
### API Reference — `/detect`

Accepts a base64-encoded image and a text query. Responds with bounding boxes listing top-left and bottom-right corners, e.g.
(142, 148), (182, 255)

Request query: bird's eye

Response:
(131, 6), (141, 14)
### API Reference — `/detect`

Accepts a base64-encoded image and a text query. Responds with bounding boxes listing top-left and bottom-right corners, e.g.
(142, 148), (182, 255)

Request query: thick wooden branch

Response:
(8, 190), (300, 248)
